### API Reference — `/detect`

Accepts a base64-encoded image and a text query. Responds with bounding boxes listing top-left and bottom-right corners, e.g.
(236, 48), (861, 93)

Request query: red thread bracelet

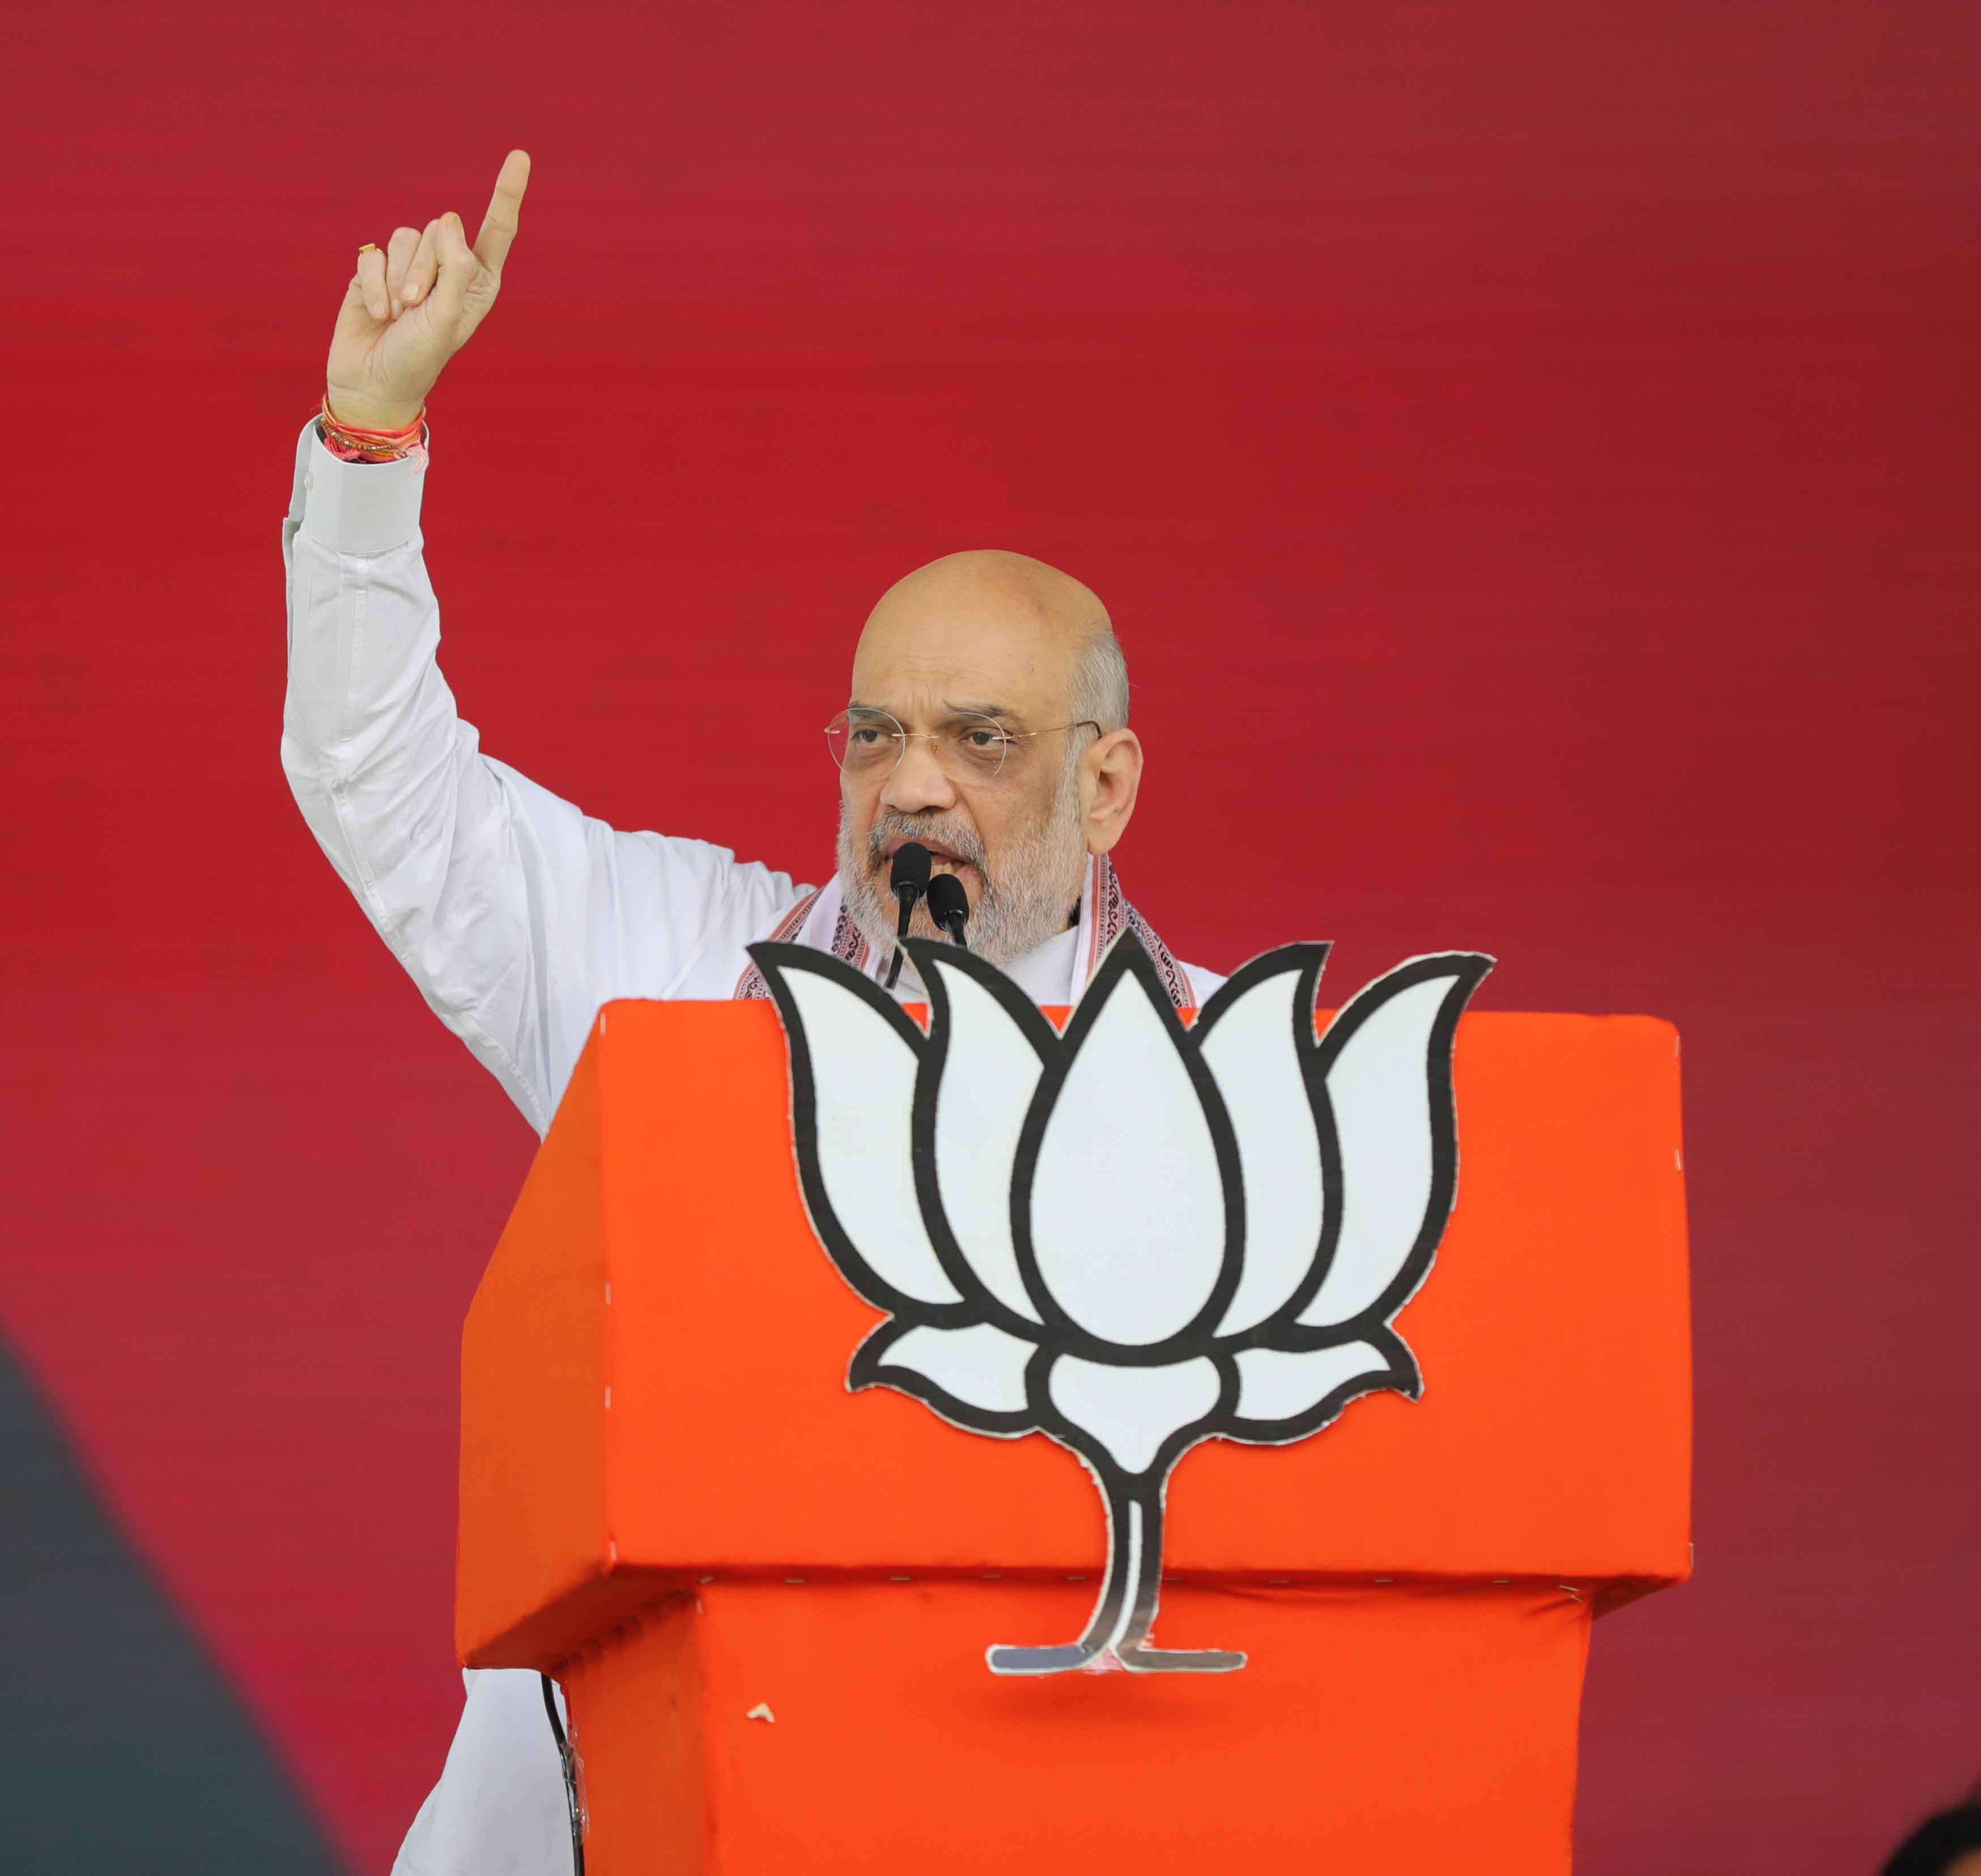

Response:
(318, 393), (428, 462)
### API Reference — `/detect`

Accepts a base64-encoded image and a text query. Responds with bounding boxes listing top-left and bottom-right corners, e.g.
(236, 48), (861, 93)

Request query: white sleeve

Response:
(280, 418), (805, 1132)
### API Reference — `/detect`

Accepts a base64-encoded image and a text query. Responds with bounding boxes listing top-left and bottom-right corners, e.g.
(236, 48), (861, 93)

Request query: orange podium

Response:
(459, 974), (1689, 1874)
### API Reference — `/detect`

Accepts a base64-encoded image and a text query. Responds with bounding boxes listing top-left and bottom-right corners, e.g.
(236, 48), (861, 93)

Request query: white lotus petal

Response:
(1028, 967), (1228, 1346)
(1199, 962), (1327, 1336)
(873, 1322), (1036, 1416)
(1047, 1355), (1222, 1476)
(1299, 974), (1453, 1327)
(923, 956), (1044, 1323)
(778, 969), (962, 1306)
(1232, 1342), (1396, 1424)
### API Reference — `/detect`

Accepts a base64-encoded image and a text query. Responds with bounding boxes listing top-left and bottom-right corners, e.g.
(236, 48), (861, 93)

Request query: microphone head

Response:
(926, 871), (970, 931)
(889, 842), (933, 900)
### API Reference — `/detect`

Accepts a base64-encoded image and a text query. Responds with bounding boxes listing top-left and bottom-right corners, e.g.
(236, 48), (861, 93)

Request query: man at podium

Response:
(283, 151), (1223, 1876)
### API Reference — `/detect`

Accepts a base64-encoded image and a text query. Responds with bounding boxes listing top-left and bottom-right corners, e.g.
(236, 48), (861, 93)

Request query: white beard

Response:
(836, 761), (1089, 969)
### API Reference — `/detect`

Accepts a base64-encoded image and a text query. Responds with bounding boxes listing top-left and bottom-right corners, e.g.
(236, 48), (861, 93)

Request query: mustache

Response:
(865, 813), (989, 876)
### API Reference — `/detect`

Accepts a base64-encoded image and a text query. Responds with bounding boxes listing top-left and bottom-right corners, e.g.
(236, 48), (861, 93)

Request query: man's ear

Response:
(1081, 729), (1143, 855)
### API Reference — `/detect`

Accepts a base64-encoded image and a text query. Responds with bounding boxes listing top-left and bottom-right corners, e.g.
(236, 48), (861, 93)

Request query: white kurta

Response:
(279, 416), (1222, 1874)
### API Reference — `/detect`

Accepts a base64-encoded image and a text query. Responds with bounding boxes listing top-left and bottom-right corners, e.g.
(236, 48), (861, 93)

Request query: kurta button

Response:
(304, 471), (314, 490)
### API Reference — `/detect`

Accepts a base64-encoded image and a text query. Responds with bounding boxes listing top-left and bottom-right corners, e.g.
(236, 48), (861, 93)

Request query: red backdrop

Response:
(4, 2), (1976, 1870)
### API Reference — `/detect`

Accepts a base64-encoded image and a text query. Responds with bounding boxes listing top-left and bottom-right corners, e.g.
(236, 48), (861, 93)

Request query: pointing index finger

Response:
(473, 148), (530, 275)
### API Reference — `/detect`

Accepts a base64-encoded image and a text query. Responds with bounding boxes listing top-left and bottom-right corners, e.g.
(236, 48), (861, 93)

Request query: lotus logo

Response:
(749, 933), (1491, 1675)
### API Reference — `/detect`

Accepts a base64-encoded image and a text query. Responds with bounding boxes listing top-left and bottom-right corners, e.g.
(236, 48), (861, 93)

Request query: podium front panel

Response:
(461, 999), (1688, 1667)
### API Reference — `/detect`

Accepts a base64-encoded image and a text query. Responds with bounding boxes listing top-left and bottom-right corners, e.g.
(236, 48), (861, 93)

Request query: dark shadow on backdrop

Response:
(0, 1333), (341, 1874)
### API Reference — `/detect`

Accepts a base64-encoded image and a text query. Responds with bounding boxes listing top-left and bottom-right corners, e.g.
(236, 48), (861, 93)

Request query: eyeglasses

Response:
(824, 708), (1103, 784)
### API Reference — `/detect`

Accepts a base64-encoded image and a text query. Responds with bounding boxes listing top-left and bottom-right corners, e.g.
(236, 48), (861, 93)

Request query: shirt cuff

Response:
(295, 415), (430, 556)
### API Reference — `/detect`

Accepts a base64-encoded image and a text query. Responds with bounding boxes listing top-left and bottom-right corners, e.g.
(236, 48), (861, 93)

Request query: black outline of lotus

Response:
(749, 931), (1491, 1674)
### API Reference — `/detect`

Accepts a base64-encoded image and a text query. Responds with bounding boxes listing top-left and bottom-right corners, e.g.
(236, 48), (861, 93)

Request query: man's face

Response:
(834, 558), (1097, 967)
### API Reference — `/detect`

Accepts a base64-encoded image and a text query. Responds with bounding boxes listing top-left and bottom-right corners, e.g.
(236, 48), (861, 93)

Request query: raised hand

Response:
(325, 150), (531, 432)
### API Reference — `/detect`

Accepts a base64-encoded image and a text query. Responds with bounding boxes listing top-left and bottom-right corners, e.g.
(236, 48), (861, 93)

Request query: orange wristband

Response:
(318, 393), (427, 461)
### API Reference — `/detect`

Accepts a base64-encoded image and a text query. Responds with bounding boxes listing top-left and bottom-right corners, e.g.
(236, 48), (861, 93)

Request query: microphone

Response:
(926, 871), (970, 949)
(884, 842), (932, 989)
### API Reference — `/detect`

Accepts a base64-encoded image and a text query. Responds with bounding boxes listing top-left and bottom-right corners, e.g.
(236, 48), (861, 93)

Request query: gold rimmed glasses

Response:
(825, 708), (1102, 784)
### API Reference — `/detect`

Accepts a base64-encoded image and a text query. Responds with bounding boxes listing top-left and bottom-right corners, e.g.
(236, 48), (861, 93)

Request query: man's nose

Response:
(880, 738), (959, 815)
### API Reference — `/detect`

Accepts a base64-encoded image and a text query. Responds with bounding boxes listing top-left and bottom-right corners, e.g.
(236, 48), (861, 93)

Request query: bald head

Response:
(852, 550), (1128, 733)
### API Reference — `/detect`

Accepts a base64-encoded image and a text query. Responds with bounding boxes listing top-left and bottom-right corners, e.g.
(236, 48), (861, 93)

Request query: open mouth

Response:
(878, 835), (977, 877)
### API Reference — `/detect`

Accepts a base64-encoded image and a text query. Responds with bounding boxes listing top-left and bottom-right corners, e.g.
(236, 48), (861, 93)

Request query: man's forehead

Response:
(851, 627), (1064, 704)
(851, 550), (1100, 706)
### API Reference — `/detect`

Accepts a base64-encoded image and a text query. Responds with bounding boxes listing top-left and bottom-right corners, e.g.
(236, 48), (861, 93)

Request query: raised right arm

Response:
(283, 155), (809, 1131)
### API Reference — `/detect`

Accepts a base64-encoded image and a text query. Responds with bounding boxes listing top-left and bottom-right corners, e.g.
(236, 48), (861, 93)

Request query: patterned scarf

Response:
(732, 851), (1192, 1009)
